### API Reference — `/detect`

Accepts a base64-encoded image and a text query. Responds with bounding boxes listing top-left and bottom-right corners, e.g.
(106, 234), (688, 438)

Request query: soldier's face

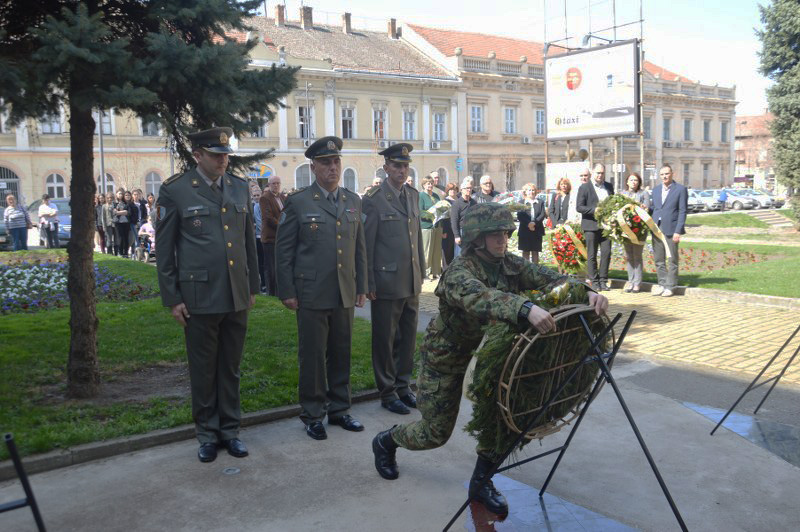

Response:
(483, 231), (509, 258)
(384, 160), (409, 189)
(195, 150), (229, 178)
(311, 156), (341, 192)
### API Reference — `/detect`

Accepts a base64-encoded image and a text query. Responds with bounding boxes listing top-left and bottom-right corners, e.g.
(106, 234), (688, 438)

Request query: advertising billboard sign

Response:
(545, 40), (640, 141)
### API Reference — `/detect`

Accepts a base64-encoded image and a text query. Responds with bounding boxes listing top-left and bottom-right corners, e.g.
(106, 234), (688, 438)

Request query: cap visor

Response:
(202, 146), (234, 153)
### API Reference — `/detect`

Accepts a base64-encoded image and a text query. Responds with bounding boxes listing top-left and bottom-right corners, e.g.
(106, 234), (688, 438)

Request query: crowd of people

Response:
(93, 188), (156, 258)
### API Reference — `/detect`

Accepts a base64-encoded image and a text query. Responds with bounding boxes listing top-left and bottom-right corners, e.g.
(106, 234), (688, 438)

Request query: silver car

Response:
(736, 188), (773, 209)
(722, 189), (758, 210)
(692, 190), (721, 211)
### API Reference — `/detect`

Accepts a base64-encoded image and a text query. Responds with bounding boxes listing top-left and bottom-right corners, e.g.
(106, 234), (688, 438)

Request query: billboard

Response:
(545, 40), (640, 141)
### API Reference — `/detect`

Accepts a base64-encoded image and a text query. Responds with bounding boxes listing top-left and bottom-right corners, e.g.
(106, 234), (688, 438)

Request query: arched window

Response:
(45, 173), (66, 198)
(0, 167), (21, 208)
(96, 173), (114, 194)
(343, 168), (357, 191)
(145, 172), (162, 197)
(295, 163), (311, 189)
(375, 168), (387, 180)
(436, 167), (448, 184)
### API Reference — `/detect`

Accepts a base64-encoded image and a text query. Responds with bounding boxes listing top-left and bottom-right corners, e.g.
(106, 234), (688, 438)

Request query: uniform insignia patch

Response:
(220, 132), (228, 144)
(327, 140), (336, 150)
(193, 218), (202, 228)
(157, 205), (165, 222)
(310, 223), (319, 231)
(401, 146), (409, 156)
(361, 213), (366, 223)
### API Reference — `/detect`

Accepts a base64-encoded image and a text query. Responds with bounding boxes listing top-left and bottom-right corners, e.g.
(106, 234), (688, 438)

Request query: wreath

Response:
(548, 222), (587, 274)
(594, 195), (650, 243)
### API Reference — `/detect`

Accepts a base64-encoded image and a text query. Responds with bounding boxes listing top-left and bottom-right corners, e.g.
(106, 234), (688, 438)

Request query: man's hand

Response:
(528, 222), (536, 231)
(356, 294), (366, 307)
(527, 305), (556, 335)
(249, 294), (256, 309)
(587, 291), (609, 316)
(170, 303), (190, 327)
(442, 233), (448, 239)
(281, 298), (299, 310)
(455, 237), (461, 246)
(673, 234), (681, 243)
(366, 291), (377, 301)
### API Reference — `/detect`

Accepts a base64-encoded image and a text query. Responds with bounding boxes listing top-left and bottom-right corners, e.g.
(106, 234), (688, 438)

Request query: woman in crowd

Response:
(103, 192), (117, 254)
(440, 183), (458, 269)
(419, 176), (443, 280)
(4, 194), (31, 251)
(38, 193), (60, 249)
(125, 190), (142, 257)
(620, 172), (651, 293)
(113, 190), (132, 258)
(548, 178), (571, 227)
(95, 194), (106, 252)
(146, 192), (156, 217)
(450, 179), (476, 258)
(516, 183), (546, 264)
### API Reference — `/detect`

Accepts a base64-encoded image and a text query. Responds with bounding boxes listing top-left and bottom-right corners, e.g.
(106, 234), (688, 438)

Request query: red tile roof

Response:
(736, 113), (772, 136)
(407, 24), (692, 82)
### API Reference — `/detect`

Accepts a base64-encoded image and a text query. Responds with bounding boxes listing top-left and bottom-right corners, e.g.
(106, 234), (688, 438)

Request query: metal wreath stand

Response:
(443, 306), (688, 532)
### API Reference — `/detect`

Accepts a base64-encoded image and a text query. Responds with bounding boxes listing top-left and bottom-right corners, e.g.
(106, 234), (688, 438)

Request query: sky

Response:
(266, 0), (771, 116)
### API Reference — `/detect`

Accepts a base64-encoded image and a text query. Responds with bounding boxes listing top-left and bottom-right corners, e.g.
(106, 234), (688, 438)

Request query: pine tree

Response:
(758, 0), (800, 225)
(0, 0), (297, 398)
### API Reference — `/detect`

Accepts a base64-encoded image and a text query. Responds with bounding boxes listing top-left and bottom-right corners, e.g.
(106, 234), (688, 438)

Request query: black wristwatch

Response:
(518, 301), (534, 320)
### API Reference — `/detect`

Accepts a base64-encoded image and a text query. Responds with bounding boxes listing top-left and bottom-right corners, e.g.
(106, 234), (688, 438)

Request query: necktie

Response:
(210, 181), (221, 195)
(328, 192), (336, 207)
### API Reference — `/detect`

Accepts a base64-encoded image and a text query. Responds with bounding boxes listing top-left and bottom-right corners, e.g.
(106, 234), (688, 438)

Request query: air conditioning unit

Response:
(522, 136), (531, 144)
(663, 141), (672, 148)
(378, 140), (388, 148)
(674, 142), (683, 148)
(388, 140), (398, 146)
(303, 139), (312, 148)
(430, 141), (440, 150)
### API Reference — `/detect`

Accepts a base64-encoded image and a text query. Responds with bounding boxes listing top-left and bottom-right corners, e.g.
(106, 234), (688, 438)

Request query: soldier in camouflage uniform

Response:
(371, 203), (608, 515)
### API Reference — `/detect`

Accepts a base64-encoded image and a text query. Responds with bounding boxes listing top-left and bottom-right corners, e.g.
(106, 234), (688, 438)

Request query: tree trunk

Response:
(66, 99), (101, 398)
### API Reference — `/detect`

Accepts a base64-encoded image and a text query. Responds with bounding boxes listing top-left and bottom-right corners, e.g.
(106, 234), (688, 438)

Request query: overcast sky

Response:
(270, 0), (770, 116)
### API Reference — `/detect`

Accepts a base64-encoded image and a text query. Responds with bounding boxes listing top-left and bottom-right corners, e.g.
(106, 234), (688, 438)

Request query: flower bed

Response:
(0, 259), (157, 314)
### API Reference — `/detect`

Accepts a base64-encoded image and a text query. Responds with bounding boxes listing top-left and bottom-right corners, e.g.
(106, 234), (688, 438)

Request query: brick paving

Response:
(419, 278), (800, 385)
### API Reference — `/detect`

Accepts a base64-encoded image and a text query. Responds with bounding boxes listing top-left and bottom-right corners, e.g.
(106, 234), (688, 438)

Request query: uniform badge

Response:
(191, 179), (199, 187)
(310, 223), (319, 231)
(386, 193), (393, 200)
(401, 146), (409, 156)
(193, 218), (202, 228)
(327, 140), (336, 150)
(279, 211), (286, 224)
(157, 205), (165, 222)
(220, 132), (228, 144)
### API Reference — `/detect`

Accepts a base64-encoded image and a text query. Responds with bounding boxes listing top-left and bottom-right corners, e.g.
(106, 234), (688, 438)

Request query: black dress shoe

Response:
(305, 421), (327, 440)
(329, 414), (364, 432)
(382, 398), (410, 415)
(372, 429), (399, 480)
(197, 442), (218, 463)
(399, 392), (417, 408)
(222, 438), (249, 458)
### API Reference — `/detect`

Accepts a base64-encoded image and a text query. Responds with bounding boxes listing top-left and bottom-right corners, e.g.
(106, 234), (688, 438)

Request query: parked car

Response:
(691, 189), (721, 211)
(27, 197), (71, 247)
(0, 220), (12, 251)
(736, 188), (774, 209)
(721, 189), (757, 210)
(686, 191), (703, 213)
(758, 189), (785, 208)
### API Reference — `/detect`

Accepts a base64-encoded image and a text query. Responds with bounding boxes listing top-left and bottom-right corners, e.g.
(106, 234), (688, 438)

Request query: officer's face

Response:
(311, 156), (342, 192)
(384, 160), (409, 189)
(483, 231), (509, 258)
(195, 150), (228, 178)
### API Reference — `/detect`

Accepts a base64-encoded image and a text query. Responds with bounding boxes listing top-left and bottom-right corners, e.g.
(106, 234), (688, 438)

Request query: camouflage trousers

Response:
(391, 331), (493, 458)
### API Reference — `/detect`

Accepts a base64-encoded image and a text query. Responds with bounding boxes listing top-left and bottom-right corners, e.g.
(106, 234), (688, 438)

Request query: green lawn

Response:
(685, 212), (770, 229)
(0, 254), (383, 459)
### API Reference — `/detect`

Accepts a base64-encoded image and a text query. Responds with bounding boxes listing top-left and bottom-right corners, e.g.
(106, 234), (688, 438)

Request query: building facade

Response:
(735, 113), (777, 191)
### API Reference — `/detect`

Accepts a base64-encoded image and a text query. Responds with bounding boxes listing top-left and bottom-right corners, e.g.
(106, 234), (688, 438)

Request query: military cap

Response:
(379, 143), (413, 163)
(305, 136), (343, 159)
(460, 203), (516, 247)
(188, 127), (234, 153)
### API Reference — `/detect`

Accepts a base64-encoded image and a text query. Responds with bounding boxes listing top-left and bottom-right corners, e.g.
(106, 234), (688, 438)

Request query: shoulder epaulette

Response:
(162, 172), (183, 186)
(288, 187), (306, 196)
(365, 186), (380, 197)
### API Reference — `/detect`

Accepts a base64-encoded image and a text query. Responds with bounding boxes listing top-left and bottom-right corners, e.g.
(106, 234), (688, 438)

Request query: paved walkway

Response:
(419, 278), (800, 385)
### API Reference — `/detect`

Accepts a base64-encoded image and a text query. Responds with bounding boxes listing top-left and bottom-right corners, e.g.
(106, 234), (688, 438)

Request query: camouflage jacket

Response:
(427, 251), (580, 372)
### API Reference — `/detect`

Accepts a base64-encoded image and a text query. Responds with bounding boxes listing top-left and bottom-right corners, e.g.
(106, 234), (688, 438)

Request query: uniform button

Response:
(229, 260), (234, 266)
(337, 221), (341, 226)
(190, 274), (194, 279)
(227, 242), (232, 248)
(338, 263), (342, 268)
(338, 249), (342, 254)
(224, 225), (229, 230)
(222, 207), (227, 213)
(337, 235), (341, 240)
(381, 266), (386, 270)
(409, 231), (412, 235)
(300, 273), (304, 278)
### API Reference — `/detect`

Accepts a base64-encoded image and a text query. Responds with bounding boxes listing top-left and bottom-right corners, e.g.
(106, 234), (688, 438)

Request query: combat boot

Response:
(372, 427), (399, 480)
(468, 455), (508, 515)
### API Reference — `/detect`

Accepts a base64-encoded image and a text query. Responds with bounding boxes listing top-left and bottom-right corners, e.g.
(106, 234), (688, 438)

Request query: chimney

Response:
(275, 4), (285, 27)
(342, 12), (352, 34)
(388, 18), (397, 40)
(301, 6), (313, 30)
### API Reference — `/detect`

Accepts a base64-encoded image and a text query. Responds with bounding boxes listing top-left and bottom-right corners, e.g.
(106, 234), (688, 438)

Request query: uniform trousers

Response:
(584, 229), (611, 283)
(296, 306), (354, 424)
(184, 309), (248, 444)
(652, 235), (680, 289)
(370, 295), (419, 402)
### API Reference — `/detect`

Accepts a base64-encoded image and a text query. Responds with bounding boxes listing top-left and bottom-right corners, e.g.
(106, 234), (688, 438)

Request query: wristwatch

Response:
(518, 301), (534, 320)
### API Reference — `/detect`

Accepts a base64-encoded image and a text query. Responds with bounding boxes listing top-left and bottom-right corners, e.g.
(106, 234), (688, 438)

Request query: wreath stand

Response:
(0, 434), (46, 531)
(711, 322), (800, 436)
(443, 310), (688, 532)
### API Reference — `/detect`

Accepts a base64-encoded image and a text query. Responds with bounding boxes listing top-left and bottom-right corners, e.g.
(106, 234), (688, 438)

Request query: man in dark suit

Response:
(156, 127), (259, 463)
(576, 163), (614, 290)
(363, 143), (425, 415)
(259, 175), (286, 296)
(275, 136), (368, 440)
(650, 164), (688, 297)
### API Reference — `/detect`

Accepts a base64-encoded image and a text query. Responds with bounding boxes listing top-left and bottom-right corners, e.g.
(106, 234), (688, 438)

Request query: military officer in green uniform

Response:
(362, 143), (425, 415)
(275, 136), (368, 440)
(156, 127), (260, 463)
(371, 203), (608, 515)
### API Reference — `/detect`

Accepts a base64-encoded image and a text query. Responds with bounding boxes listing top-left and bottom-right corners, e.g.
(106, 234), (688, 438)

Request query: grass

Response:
(685, 212), (769, 229)
(0, 253), (390, 459)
